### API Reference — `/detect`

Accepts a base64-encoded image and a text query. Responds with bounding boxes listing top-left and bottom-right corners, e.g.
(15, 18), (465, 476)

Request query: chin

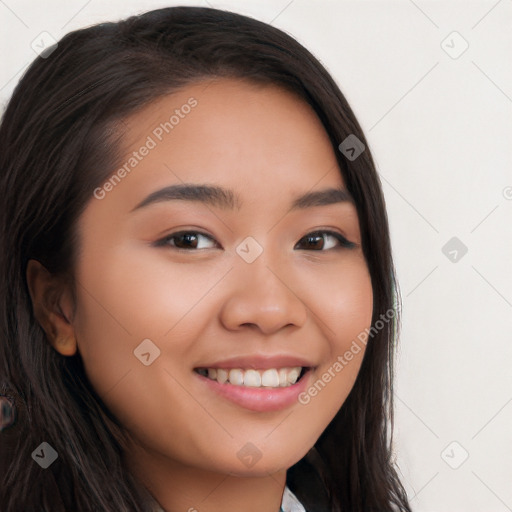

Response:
(226, 446), (310, 478)
(187, 448), (288, 477)
(226, 463), (289, 478)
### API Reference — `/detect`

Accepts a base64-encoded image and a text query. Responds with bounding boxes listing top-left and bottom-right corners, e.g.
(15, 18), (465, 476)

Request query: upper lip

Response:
(194, 354), (316, 370)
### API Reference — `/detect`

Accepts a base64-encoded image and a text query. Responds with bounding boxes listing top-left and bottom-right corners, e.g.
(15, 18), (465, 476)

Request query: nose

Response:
(219, 251), (308, 335)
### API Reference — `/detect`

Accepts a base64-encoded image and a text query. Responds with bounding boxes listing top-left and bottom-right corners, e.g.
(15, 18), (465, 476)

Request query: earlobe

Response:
(25, 259), (78, 356)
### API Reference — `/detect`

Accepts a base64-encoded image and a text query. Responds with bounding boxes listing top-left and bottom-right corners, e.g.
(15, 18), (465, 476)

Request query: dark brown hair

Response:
(0, 6), (410, 511)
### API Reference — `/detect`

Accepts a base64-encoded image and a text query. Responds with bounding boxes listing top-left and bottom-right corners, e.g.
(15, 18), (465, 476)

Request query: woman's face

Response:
(72, 78), (373, 476)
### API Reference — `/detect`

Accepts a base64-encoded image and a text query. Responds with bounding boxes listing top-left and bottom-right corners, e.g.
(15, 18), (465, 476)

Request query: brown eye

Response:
(295, 231), (355, 251)
(155, 231), (219, 250)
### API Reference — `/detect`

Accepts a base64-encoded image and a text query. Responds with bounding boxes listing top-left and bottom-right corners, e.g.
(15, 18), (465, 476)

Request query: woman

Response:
(0, 6), (411, 512)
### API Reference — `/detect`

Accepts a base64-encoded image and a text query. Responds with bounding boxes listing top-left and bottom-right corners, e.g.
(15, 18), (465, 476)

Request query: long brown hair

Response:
(0, 6), (410, 511)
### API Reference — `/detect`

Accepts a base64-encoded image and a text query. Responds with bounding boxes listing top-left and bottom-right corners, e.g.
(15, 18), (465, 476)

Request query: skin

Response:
(26, 78), (373, 512)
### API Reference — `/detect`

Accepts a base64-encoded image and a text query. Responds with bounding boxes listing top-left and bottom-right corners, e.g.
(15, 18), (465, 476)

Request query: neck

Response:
(125, 440), (287, 512)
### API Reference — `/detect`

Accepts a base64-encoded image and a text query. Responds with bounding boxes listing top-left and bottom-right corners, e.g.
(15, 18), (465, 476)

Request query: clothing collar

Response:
(281, 485), (307, 512)
(149, 485), (306, 512)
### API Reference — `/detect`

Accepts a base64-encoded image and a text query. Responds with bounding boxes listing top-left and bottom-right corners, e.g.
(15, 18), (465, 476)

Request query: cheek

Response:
(325, 256), (373, 373)
(71, 244), (227, 393)
(292, 256), (373, 439)
(75, 242), (221, 337)
(307, 254), (374, 342)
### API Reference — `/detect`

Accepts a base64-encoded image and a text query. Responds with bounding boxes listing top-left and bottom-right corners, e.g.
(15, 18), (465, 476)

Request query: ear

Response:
(25, 259), (77, 356)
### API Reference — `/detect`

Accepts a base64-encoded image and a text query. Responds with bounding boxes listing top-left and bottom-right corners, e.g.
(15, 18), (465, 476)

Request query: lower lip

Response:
(195, 369), (312, 412)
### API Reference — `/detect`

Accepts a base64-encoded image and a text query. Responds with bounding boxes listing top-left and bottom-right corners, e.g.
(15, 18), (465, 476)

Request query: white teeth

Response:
(243, 369), (262, 387)
(278, 368), (288, 387)
(229, 369), (244, 386)
(216, 368), (228, 384)
(261, 369), (279, 387)
(198, 366), (304, 388)
(287, 367), (301, 384)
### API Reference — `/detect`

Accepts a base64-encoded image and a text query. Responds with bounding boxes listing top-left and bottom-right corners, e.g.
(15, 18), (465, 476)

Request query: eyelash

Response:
(153, 230), (356, 252)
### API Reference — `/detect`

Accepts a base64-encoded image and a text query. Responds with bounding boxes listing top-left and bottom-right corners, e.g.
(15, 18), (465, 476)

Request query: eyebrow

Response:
(130, 183), (354, 213)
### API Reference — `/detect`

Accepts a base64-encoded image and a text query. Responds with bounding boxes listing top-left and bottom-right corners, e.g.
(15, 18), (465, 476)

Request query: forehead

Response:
(100, 78), (346, 211)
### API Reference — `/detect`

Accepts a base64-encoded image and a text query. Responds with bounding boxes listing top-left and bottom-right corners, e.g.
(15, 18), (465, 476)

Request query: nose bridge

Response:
(244, 251), (286, 299)
(219, 240), (307, 333)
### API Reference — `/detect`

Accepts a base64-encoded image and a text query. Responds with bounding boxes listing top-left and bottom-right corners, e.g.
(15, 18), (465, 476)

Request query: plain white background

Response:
(1, 1), (511, 510)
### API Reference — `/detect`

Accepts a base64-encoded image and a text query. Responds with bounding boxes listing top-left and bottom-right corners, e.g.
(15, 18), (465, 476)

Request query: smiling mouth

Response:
(194, 366), (310, 388)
